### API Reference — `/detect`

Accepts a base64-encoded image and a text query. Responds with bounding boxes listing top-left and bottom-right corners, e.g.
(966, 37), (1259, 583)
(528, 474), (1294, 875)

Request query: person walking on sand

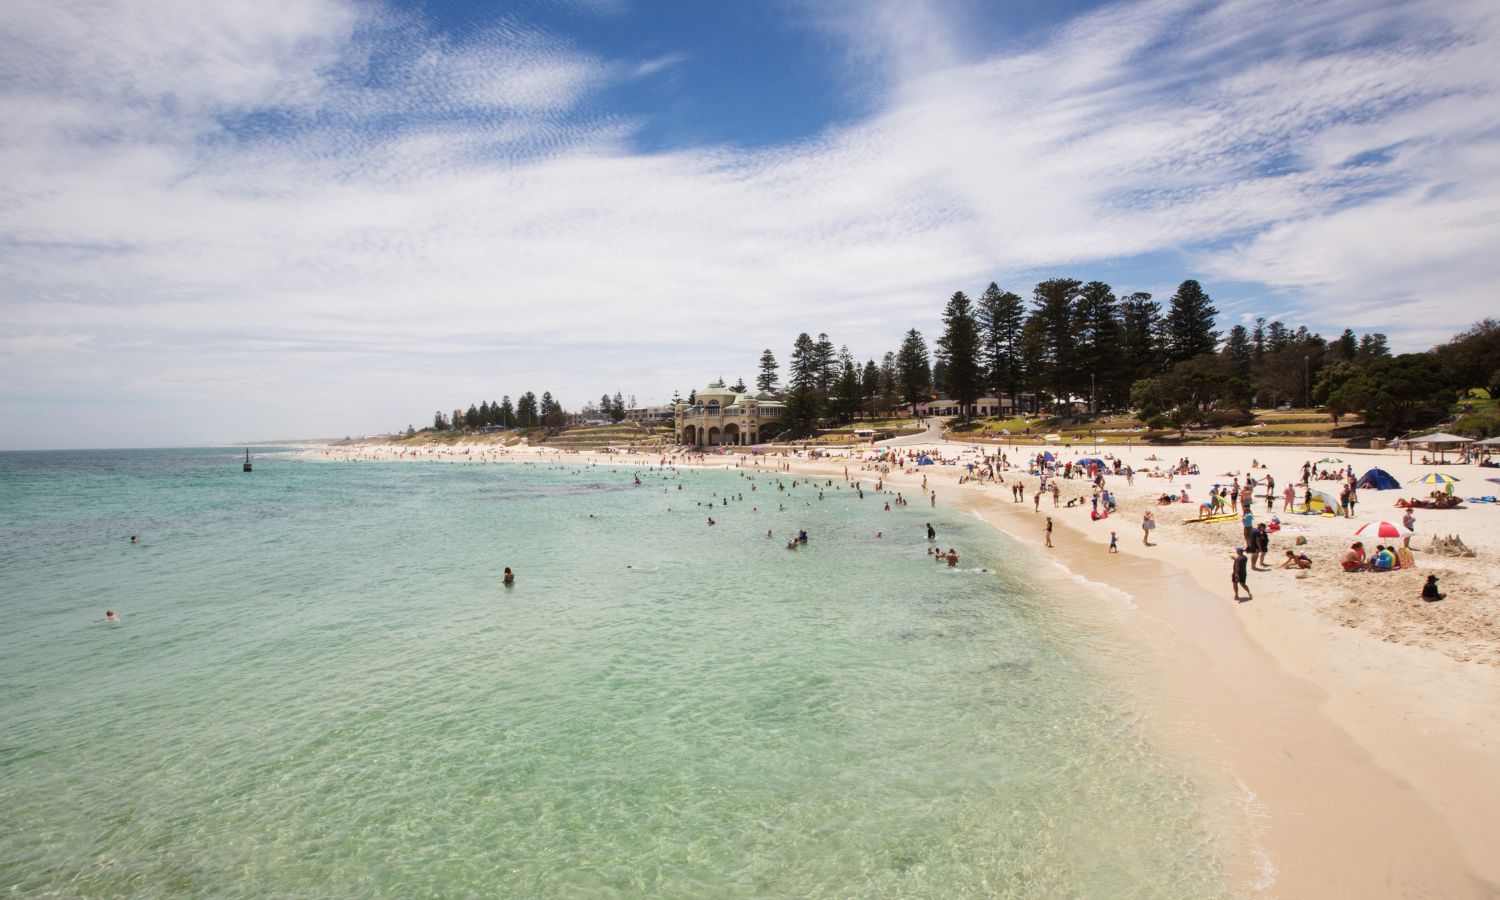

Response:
(1231, 547), (1252, 601)
(1109, 531), (1118, 553)
(1282, 484), (1294, 512)
(1402, 509), (1416, 548)
(1044, 517), (1054, 548)
(1142, 510), (1155, 545)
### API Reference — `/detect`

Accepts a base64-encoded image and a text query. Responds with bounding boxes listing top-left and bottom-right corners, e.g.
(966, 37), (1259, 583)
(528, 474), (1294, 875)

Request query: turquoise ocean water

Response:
(1, 448), (1225, 897)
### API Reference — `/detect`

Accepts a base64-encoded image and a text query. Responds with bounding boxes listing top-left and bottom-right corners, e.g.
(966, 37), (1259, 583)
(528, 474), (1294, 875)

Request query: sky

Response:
(2, 0), (1497, 449)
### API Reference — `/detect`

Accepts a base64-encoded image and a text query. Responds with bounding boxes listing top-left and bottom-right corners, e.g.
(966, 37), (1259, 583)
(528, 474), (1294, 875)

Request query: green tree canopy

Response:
(936, 291), (983, 419)
(896, 329), (932, 414)
(756, 349), (779, 393)
(1163, 279), (1220, 366)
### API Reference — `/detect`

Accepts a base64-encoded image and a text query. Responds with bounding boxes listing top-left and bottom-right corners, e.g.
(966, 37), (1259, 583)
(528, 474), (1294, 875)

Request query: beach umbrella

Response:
(1317, 456), (1343, 463)
(1044, 433), (1061, 442)
(1412, 473), (1461, 484)
(1353, 520), (1414, 539)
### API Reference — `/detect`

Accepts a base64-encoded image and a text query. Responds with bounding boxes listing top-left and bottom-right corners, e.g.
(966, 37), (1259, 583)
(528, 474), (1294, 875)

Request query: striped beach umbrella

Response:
(1412, 473), (1461, 485)
(1353, 520), (1413, 539)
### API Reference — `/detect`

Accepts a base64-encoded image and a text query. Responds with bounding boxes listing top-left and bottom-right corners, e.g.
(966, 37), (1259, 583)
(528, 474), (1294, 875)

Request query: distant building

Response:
(624, 405), (673, 423)
(911, 396), (1015, 417)
(675, 380), (785, 446)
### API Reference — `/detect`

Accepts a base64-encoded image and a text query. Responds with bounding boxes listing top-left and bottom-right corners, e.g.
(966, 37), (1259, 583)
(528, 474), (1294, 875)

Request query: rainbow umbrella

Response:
(1413, 473), (1461, 485)
(1354, 520), (1413, 539)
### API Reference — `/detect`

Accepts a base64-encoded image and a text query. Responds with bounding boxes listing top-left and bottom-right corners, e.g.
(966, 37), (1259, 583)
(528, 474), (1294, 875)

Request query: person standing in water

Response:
(926, 523), (936, 541)
(1044, 517), (1053, 548)
(503, 567), (515, 586)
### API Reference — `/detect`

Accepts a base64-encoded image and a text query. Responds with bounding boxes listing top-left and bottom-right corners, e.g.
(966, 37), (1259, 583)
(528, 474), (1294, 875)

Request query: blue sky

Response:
(2, 0), (1497, 448)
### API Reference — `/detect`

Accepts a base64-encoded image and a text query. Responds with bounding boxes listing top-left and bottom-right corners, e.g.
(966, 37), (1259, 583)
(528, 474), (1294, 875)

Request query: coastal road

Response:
(877, 417), (955, 447)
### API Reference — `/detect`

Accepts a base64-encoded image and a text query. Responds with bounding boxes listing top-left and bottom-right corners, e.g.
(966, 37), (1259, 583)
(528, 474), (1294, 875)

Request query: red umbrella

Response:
(1354, 520), (1413, 539)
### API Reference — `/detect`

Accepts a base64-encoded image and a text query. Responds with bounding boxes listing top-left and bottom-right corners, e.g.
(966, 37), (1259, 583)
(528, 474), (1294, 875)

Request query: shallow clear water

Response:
(1, 449), (1225, 897)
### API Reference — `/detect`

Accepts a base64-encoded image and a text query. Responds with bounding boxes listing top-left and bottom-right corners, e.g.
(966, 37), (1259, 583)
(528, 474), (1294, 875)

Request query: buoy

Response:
(243, 449), (253, 472)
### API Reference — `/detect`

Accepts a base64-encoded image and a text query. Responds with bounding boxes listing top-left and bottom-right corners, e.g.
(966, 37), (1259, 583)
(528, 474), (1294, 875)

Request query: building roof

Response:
(697, 381), (739, 401)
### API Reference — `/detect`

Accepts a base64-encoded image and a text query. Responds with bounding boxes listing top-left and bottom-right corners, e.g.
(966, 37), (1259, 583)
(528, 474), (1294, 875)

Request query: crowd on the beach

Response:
(282, 432), (1496, 665)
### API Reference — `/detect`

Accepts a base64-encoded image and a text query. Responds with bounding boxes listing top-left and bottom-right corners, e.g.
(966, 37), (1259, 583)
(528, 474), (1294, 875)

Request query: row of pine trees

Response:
(424, 390), (638, 433)
(735, 278), (1494, 436)
(416, 276), (1497, 438)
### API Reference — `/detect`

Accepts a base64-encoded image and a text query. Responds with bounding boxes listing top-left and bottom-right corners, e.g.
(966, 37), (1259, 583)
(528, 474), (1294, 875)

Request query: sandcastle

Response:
(1428, 534), (1477, 558)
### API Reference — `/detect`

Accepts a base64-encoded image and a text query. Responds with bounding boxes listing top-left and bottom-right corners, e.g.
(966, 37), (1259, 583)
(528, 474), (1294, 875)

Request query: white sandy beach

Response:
(303, 436), (1500, 897)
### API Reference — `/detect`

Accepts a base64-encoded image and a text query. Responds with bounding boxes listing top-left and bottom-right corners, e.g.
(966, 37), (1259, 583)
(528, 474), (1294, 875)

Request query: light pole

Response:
(1304, 356), (1310, 408)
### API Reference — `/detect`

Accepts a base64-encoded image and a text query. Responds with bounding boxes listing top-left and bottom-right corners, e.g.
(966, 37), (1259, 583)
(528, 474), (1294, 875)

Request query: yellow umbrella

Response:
(1414, 473), (1461, 484)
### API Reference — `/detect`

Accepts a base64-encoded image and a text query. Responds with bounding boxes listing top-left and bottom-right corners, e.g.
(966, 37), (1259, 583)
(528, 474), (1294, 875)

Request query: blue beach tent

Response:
(1356, 468), (1400, 490)
(917, 455), (935, 466)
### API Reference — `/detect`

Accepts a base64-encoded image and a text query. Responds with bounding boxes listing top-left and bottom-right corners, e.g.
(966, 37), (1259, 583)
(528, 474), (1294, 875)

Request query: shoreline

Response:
(951, 478), (1497, 897)
(295, 439), (1500, 896)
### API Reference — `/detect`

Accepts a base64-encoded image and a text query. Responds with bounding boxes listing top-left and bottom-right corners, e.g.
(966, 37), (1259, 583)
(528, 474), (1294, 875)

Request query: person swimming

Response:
(105, 609), (119, 622)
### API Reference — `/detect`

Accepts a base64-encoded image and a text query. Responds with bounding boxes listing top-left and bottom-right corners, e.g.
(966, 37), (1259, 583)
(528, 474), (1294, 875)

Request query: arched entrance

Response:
(723, 423), (740, 445)
(680, 425), (697, 446)
(707, 426), (722, 446)
(758, 422), (784, 442)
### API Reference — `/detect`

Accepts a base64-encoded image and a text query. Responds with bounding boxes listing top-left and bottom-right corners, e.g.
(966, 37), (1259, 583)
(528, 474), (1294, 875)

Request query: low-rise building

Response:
(911, 396), (1015, 417)
(624, 405), (674, 423)
(675, 380), (785, 446)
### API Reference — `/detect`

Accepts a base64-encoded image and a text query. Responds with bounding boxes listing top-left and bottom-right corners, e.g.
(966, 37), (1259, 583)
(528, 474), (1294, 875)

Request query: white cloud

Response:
(631, 53), (686, 79)
(1, 0), (1497, 447)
